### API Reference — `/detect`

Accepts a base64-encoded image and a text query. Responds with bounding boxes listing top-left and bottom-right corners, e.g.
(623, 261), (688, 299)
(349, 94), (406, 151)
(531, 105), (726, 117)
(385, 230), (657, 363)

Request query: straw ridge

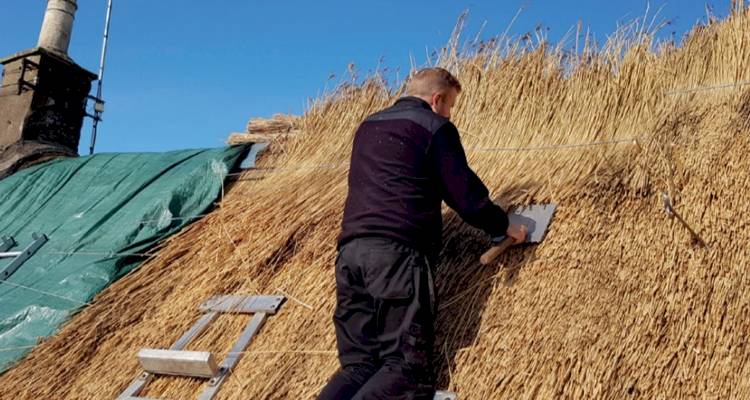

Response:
(1, 6), (750, 399)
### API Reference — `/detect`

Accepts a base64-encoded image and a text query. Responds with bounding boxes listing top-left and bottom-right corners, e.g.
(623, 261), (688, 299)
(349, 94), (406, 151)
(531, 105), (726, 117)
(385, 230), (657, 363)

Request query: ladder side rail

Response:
(0, 233), (47, 281)
(198, 312), (268, 400)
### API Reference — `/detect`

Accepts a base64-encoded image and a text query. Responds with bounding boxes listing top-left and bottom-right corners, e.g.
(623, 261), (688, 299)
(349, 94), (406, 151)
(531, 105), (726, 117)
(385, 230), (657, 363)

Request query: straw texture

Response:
(2, 6), (750, 399)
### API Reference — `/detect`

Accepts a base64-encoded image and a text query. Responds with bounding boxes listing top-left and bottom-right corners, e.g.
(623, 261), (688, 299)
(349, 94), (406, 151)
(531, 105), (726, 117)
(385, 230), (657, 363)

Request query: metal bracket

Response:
(0, 233), (48, 281)
(118, 295), (286, 400)
(84, 94), (105, 122)
(0, 236), (17, 253)
(17, 58), (40, 95)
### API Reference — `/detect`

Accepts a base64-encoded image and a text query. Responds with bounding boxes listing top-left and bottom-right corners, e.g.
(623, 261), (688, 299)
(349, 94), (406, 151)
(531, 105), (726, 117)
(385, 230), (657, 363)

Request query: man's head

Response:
(405, 67), (461, 119)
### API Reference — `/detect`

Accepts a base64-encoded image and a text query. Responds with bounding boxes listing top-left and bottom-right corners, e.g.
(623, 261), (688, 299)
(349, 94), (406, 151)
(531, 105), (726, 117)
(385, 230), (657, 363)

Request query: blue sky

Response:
(1, 1), (725, 153)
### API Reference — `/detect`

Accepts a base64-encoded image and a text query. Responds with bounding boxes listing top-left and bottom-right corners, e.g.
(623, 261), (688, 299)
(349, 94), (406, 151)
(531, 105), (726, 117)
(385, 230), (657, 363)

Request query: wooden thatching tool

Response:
(480, 204), (557, 265)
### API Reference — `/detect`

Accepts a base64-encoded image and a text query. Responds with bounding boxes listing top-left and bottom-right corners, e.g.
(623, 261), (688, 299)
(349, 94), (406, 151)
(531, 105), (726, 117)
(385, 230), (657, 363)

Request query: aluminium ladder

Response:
(118, 294), (285, 400)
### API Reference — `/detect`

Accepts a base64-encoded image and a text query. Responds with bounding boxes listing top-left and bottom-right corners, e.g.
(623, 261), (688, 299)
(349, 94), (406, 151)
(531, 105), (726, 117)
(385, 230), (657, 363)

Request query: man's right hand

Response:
(506, 223), (528, 245)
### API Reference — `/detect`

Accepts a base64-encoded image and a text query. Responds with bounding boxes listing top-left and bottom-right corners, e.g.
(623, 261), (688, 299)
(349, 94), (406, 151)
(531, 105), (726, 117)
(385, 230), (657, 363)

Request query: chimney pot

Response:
(38, 0), (78, 55)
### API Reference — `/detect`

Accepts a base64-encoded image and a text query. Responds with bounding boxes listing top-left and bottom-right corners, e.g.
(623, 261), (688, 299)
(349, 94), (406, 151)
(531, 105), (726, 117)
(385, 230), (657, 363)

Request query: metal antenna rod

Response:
(89, 0), (113, 155)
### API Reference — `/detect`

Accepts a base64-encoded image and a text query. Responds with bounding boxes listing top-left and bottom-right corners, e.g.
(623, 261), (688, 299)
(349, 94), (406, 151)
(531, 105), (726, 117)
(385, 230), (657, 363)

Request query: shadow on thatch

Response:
(434, 229), (539, 389)
(431, 181), (542, 388)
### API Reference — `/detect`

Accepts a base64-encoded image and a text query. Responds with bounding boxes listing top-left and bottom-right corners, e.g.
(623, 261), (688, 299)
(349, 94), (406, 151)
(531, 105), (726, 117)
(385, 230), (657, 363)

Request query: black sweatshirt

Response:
(338, 96), (509, 260)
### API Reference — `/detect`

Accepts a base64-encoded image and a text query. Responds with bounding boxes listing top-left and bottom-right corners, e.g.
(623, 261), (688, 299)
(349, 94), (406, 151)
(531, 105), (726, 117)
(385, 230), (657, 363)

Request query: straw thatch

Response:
(227, 114), (302, 145)
(2, 5), (750, 399)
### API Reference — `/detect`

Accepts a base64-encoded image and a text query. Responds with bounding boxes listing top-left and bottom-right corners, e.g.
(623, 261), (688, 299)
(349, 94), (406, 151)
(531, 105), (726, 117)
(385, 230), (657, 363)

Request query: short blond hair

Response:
(405, 67), (462, 98)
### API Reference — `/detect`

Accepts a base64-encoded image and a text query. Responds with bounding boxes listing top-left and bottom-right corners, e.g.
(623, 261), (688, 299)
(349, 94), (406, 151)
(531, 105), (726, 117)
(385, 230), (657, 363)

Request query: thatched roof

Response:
(2, 6), (750, 399)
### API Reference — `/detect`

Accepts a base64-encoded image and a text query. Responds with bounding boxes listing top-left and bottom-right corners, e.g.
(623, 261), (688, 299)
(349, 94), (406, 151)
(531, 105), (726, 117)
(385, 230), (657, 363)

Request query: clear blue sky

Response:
(1, 1), (725, 153)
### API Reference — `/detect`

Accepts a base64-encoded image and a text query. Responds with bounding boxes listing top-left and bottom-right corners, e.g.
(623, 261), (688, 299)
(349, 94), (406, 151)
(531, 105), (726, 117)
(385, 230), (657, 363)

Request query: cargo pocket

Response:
(363, 249), (415, 300)
(401, 323), (431, 378)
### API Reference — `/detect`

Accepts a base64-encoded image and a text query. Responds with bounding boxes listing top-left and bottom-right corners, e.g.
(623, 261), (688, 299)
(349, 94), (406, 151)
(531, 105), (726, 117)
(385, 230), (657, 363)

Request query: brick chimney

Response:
(0, 0), (97, 178)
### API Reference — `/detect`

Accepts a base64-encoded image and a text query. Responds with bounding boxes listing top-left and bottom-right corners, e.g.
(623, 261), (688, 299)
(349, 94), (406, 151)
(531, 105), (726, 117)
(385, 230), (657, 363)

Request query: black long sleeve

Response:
(428, 123), (509, 237)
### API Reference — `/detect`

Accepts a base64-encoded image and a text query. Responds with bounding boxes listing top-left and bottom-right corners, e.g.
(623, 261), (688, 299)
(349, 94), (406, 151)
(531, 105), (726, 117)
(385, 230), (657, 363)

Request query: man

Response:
(318, 67), (527, 399)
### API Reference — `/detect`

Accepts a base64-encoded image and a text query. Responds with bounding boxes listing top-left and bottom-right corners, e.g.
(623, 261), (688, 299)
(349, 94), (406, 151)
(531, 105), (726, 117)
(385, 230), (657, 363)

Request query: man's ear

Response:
(431, 92), (442, 107)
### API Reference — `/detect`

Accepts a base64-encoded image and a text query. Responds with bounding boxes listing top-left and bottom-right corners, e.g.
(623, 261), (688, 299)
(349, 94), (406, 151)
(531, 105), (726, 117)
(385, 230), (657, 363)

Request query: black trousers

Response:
(318, 237), (437, 400)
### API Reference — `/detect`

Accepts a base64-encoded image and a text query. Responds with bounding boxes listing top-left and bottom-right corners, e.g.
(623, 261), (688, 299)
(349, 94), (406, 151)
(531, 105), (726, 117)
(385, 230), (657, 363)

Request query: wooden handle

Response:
(480, 237), (515, 265)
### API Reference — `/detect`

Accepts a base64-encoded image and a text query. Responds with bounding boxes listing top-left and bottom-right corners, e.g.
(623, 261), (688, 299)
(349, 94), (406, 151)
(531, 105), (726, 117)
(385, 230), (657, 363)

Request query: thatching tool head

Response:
(480, 203), (557, 265)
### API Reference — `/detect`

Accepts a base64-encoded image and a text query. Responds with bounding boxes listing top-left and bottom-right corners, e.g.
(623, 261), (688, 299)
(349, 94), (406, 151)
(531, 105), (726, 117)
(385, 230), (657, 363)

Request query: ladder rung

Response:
(199, 295), (285, 314)
(138, 349), (219, 378)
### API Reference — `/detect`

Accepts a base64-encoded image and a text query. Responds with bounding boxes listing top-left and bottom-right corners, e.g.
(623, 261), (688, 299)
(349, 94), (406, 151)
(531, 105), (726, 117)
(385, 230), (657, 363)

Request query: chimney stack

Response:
(38, 0), (78, 56)
(0, 0), (96, 179)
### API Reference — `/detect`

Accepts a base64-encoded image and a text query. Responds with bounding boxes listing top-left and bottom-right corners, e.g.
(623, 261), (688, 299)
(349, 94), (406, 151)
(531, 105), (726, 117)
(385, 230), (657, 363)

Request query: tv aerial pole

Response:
(89, 0), (113, 155)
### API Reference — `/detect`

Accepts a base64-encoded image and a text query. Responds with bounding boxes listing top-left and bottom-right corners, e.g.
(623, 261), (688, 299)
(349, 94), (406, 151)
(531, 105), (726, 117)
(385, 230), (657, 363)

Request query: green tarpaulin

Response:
(0, 146), (249, 372)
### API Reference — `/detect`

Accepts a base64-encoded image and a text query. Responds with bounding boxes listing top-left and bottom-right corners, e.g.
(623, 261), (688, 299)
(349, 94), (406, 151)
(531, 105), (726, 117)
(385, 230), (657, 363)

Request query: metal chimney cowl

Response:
(38, 0), (78, 56)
